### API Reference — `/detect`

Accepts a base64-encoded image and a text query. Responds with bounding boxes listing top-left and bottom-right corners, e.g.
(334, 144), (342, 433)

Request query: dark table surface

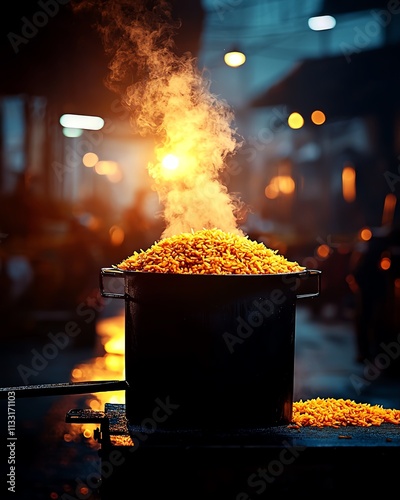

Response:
(67, 402), (400, 447)
(64, 403), (400, 498)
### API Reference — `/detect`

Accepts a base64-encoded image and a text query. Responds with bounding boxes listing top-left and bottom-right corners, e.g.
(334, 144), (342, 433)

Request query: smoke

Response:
(73, 0), (244, 238)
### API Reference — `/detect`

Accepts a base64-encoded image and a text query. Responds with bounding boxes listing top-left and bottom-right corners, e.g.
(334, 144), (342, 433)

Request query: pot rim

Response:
(107, 267), (321, 278)
(100, 268), (321, 299)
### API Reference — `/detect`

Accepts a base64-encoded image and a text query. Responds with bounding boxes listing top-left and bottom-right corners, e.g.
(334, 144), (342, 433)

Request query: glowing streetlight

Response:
(224, 49), (246, 68)
(308, 15), (336, 31)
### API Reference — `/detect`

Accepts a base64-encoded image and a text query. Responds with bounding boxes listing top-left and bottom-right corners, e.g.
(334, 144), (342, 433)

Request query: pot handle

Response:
(99, 267), (125, 299)
(295, 269), (321, 299)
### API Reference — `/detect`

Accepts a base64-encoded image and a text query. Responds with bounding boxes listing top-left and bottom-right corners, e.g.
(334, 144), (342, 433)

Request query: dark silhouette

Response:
(349, 224), (400, 369)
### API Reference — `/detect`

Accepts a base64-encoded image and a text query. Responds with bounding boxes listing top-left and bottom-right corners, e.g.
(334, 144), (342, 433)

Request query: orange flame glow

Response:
(71, 311), (125, 408)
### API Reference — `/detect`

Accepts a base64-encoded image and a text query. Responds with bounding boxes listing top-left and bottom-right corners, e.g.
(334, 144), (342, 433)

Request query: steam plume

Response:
(73, 0), (244, 238)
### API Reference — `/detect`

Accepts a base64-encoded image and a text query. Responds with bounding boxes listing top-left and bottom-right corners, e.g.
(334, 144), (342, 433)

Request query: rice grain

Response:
(291, 398), (400, 427)
(117, 228), (305, 275)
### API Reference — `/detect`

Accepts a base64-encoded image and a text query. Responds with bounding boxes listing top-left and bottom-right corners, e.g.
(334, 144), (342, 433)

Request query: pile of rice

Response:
(291, 398), (400, 427)
(117, 228), (305, 275)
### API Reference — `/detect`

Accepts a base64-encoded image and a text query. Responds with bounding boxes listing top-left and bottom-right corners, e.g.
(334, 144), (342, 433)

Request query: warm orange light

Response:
(276, 175), (295, 194)
(265, 176), (295, 198)
(316, 244), (330, 259)
(82, 152), (99, 167)
(97, 315), (125, 340)
(288, 112), (304, 129)
(360, 227), (372, 241)
(83, 428), (92, 439)
(64, 311), (127, 446)
(107, 169), (123, 183)
(265, 184), (279, 199)
(109, 225), (125, 246)
(95, 160), (118, 175)
(104, 353), (124, 373)
(382, 193), (397, 226)
(94, 356), (106, 368)
(71, 368), (83, 379)
(346, 274), (359, 293)
(88, 399), (102, 411)
(380, 256), (391, 270)
(311, 110), (326, 125)
(87, 215), (101, 231)
(342, 165), (356, 202)
(104, 336), (125, 355)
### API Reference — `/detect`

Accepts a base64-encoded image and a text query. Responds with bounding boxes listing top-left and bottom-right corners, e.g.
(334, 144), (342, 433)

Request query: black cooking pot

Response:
(100, 268), (321, 431)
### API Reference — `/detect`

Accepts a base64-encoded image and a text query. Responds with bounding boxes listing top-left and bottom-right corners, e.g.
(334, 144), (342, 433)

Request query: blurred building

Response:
(0, 0), (399, 338)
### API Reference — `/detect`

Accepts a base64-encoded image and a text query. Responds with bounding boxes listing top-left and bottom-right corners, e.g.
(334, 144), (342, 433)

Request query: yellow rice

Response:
(117, 228), (305, 275)
(291, 397), (400, 427)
